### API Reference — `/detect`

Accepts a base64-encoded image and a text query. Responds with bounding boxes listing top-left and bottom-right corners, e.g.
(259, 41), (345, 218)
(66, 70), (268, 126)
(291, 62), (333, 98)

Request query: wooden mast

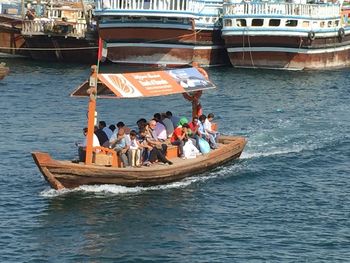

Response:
(85, 65), (98, 165)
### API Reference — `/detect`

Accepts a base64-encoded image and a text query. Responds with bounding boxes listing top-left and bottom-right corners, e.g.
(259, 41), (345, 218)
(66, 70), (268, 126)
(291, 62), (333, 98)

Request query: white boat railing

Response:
(95, 0), (202, 13)
(21, 20), (87, 38)
(223, 3), (341, 18)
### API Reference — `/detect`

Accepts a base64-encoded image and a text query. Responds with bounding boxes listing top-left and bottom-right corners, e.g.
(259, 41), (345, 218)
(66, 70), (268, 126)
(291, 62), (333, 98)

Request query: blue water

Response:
(0, 58), (349, 262)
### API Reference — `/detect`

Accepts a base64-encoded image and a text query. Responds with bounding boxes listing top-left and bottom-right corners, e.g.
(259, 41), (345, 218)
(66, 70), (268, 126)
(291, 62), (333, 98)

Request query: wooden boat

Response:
(21, 1), (97, 63)
(0, 62), (9, 79)
(94, 0), (229, 67)
(222, 1), (350, 70)
(32, 65), (247, 190)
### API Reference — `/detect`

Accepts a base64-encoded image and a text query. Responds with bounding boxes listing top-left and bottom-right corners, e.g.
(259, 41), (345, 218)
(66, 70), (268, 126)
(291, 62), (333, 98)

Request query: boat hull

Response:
(99, 26), (228, 67)
(224, 34), (350, 70)
(0, 14), (28, 58)
(23, 33), (98, 63)
(32, 135), (247, 190)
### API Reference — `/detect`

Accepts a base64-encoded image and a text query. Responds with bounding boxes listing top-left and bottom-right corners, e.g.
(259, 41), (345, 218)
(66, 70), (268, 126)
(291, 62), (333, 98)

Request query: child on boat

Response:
(128, 130), (143, 167)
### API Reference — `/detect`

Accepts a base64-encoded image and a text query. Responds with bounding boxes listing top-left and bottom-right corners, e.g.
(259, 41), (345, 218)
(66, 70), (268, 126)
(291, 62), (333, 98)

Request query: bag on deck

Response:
(183, 140), (200, 159)
(198, 137), (210, 154)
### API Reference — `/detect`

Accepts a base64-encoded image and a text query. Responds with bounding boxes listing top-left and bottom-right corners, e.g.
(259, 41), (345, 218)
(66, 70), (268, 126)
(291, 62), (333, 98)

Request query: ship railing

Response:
(21, 20), (88, 38)
(223, 3), (341, 18)
(95, 0), (203, 14)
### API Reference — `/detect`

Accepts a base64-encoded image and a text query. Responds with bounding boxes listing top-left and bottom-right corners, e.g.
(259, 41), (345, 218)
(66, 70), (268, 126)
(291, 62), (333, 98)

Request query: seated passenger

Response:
(116, 121), (131, 134)
(139, 127), (172, 165)
(198, 114), (218, 149)
(110, 128), (129, 167)
(150, 119), (167, 141)
(109, 124), (116, 133)
(128, 130), (143, 167)
(94, 125), (109, 147)
(76, 127), (100, 162)
(170, 123), (190, 159)
(205, 113), (219, 142)
(188, 116), (200, 148)
(161, 113), (174, 138)
(146, 120), (167, 155)
(99, 121), (113, 140)
(166, 111), (180, 128)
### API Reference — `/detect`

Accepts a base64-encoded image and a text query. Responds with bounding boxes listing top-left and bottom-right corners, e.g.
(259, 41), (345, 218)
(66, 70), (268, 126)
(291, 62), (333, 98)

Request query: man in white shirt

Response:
(77, 127), (100, 162)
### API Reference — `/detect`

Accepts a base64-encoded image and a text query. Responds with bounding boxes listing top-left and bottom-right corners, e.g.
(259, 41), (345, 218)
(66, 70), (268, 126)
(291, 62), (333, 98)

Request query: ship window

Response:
(252, 19), (264, 27)
(225, 19), (232, 27)
(236, 19), (246, 27)
(335, 20), (339, 26)
(320, 21), (325, 28)
(328, 20), (333, 27)
(313, 21), (318, 27)
(269, 19), (280, 27)
(286, 20), (297, 27)
(302, 21), (310, 28)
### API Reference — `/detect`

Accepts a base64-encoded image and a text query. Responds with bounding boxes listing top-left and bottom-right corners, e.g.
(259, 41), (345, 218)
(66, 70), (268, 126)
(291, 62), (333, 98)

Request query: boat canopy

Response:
(71, 67), (215, 99)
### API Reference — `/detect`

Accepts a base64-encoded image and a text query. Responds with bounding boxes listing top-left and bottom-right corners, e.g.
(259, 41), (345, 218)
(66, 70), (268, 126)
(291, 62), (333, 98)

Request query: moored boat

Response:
(95, 0), (229, 67)
(32, 65), (246, 190)
(222, 0), (350, 70)
(0, 7), (28, 58)
(21, 0), (98, 63)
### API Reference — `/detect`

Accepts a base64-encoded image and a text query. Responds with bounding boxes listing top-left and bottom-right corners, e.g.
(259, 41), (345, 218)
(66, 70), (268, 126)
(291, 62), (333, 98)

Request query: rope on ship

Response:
(0, 46), (98, 51)
(145, 29), (204, 44)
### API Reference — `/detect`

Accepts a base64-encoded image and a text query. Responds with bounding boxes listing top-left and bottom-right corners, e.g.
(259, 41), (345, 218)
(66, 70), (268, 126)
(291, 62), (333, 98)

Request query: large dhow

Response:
(222, 0), (350, 70)
(21, 0), (97, 63)
(95, 0), (229, 66)
(32, 66), (246, 190)
(0, 4), (28, 58)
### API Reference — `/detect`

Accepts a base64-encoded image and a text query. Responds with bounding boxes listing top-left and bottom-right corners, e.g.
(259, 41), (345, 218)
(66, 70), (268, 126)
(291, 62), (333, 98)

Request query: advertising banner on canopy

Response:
(71, 67), (215, 98)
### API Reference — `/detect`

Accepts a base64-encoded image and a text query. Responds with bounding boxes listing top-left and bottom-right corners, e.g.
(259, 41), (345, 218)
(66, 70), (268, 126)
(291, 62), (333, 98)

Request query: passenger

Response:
(76, 127), (100, 162)
(188, 116), (200, 147)
(138, 127), (153, 165)
(153, 113), (165, 126)
(127, 130), (143, 167)
(116, 121), (131, 134)
(170, 123), (190, 159)
(161, 113), (174, 138)
(94, 125), (109, 147)
(109, 124), (116, 133)
(139, 127), (173, 165)
(136, 118), (148, 130)
(99, 121), (113, 139)
(205, 113), (219, 143)
(166, 111), (180, 128)
(198, 114), (218, 149)
(149, 119), (167, 142)
(110, 128), (129, 167)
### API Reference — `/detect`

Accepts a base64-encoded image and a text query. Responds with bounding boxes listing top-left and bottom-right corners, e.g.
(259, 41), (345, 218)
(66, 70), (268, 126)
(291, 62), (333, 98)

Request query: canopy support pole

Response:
(85, 65), (98, 165)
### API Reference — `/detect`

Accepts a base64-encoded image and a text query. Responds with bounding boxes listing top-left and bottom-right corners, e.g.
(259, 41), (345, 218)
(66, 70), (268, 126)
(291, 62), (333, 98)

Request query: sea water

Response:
(0, 58), (349, 262)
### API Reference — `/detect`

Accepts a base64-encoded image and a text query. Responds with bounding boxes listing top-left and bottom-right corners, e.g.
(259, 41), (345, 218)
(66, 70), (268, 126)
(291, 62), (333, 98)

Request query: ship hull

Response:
(23, 33), (98, 63)
(99, 25), (228, 67)
(0, 14), (28, 57)
(224, 34), (350, 70)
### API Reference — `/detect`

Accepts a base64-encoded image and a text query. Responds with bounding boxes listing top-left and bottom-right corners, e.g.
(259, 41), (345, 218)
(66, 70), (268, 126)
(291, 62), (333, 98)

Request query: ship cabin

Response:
(222, 0), (347, 39)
